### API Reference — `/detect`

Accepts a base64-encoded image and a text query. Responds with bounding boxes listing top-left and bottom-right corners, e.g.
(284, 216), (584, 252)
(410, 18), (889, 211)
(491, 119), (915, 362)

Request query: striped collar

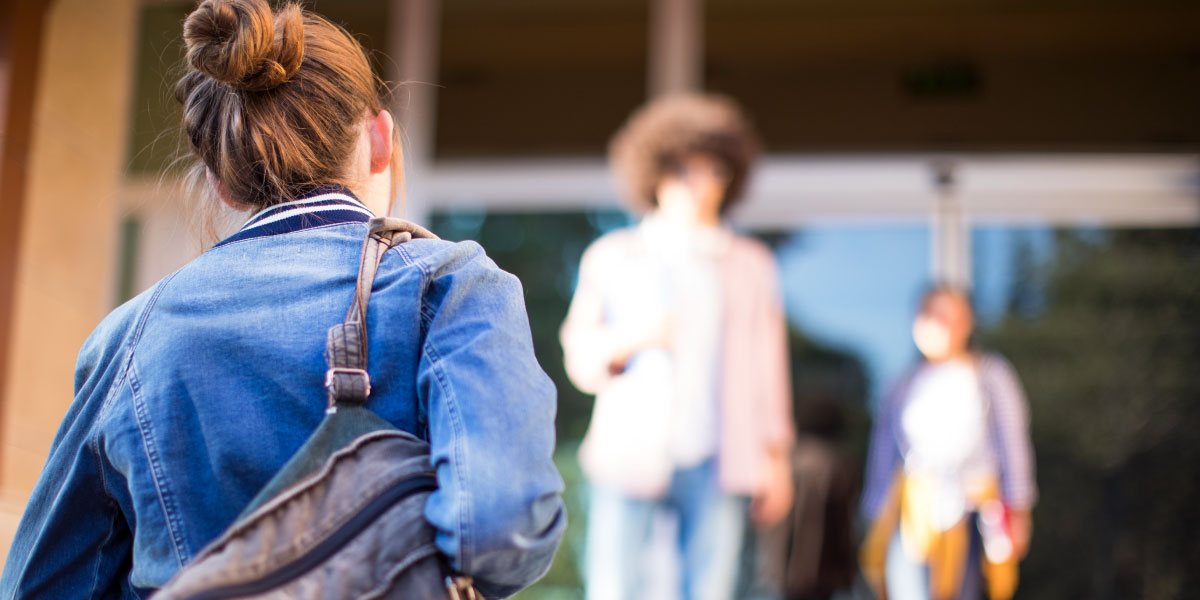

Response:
(213, 186), (375, 248)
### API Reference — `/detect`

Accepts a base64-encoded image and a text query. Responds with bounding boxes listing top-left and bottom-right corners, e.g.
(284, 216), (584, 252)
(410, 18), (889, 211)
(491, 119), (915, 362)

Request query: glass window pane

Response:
(775, 225), (931, 402)
(431, 211), (931, 598)
(770, 224), (932, 498)
(126, 3), (190, 174)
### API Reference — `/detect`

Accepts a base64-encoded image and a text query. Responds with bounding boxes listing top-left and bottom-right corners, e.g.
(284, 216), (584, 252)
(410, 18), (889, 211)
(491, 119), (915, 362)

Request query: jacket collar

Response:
(213, 185), (374, 248)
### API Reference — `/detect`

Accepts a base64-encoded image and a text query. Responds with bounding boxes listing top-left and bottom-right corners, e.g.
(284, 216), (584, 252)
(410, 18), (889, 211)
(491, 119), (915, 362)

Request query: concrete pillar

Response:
(930, 160), (972, 288)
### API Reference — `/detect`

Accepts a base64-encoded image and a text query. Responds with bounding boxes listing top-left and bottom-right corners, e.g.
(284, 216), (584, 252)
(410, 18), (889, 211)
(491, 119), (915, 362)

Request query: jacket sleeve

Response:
(982, 355), (1038, 510)
(558, 239), (623, 395)
(756, 249), (795, 451)
(861, 383), (903, 522)
(417, 241), (567, 599)
(0, 325), (134, 599)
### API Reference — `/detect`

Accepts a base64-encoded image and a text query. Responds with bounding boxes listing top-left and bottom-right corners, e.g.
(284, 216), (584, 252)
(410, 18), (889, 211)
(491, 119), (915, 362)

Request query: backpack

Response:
(154, 217), (481, 600)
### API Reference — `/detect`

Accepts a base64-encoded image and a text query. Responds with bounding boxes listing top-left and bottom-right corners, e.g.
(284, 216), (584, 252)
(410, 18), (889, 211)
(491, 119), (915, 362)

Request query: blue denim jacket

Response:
(0, 190), (566, 599)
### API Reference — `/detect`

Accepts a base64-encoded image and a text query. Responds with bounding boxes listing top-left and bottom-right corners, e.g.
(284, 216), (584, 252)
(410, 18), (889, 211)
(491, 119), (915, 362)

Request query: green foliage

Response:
(432, 210), (631, 446)
(979, 228), (1200, 600)
(127, 4), (189, 174)
(511, 447), (588, 600)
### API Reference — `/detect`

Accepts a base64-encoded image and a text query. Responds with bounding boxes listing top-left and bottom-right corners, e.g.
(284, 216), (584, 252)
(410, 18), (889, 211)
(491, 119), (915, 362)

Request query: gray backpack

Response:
(154, 218), (481, 600)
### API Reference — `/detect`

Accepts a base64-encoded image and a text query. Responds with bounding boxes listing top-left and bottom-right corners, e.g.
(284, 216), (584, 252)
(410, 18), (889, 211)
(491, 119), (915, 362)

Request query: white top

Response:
(564, 220), (794, 497)
(901, 359), (997, 530)
(636, 216), (725, 467)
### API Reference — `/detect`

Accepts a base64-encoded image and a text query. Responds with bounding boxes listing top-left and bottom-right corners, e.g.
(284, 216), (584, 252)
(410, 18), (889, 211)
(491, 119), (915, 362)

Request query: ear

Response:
(367, 110), (394, 175)
(206, 168), (242, 210)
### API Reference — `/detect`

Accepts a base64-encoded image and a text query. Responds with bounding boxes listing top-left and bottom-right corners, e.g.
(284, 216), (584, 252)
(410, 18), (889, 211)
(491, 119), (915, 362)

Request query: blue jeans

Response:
(885, 518), (984, 600)
(586, 458), (749, 600)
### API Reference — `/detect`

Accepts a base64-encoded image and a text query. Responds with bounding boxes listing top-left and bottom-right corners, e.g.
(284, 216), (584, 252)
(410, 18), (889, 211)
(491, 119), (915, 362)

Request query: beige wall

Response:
(120, 177), (205, 294)
(0, 0), (136, 558)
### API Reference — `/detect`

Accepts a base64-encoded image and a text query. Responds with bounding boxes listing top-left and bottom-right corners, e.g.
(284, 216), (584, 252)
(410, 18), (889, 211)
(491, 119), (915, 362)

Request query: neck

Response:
(654, 201), (720, 227)
(354, 174), (393, 217)
(926, 350), (972, 364)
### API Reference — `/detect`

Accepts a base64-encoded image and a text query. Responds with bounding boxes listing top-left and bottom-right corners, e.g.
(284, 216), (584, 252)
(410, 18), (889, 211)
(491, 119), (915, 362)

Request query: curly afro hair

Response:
(608, 93), (761, 215)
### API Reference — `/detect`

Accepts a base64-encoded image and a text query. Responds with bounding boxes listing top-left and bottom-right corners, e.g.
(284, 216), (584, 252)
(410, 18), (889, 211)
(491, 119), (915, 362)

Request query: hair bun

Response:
(183, 0), (304, 92)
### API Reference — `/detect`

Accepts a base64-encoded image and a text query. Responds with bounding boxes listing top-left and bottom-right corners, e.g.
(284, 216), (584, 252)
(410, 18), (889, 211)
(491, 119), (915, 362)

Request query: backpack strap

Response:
(324, 217), (437, 410)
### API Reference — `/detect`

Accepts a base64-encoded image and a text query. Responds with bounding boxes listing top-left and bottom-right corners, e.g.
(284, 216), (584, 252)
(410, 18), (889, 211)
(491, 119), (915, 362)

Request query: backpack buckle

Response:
(446, 575), (478, 600)
(324, 367), (371, 408)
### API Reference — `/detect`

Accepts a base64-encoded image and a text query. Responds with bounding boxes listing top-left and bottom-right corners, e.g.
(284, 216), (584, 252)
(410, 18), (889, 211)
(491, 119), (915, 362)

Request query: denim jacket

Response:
(0, 189), (566, 599)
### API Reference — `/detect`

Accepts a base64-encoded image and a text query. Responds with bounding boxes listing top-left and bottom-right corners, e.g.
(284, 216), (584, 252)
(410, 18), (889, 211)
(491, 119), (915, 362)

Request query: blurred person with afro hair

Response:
(561, 94), (795, 600)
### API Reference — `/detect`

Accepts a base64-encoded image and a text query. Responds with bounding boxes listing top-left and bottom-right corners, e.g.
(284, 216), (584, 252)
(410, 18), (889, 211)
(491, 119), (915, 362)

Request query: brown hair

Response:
(608, 93), (761, 215)
(175, 0), (399, 215)
(918, 284), (975, 318)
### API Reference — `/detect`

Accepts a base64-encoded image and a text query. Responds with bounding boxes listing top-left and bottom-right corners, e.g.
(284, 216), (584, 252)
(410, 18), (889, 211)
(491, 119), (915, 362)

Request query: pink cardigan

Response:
(560, 224), (794, 497)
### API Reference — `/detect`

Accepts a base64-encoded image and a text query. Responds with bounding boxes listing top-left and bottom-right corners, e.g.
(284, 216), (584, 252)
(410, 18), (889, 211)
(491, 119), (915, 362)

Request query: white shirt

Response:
(639, 216), (726, 467)
(901, 360), (997, 529)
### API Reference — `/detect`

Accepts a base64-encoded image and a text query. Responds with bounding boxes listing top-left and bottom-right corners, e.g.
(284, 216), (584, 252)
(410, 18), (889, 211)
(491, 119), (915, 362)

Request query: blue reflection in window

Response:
(774, 225), (929, 405)
(972, 226), (1056, 325)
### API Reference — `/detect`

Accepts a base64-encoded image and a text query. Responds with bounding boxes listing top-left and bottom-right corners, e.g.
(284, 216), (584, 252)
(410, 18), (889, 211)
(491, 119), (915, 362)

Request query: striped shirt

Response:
(861, 353), (1038, 520)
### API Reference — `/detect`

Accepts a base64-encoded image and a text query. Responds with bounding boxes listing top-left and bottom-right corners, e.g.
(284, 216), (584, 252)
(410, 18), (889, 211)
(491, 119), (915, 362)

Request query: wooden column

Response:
(0, 0), (137, 562)
(0, 0), (49, 466)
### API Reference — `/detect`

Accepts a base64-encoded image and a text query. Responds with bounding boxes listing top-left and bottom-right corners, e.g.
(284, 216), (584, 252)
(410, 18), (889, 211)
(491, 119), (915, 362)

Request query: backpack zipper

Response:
(180, 475), (438, 600)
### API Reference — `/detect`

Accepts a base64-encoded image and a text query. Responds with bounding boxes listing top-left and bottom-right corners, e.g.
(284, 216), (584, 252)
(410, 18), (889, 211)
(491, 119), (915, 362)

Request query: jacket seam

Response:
(86, 271), (182, 519)
(88, 433), (113, 521)
(421, 338), (472, 571)
(128, 364), (191, 567)
(393, 243), (430, 277)
(390, 243), (415, 267)
(96, 272), (181, 424)
(87, 504), (120, 599)
(409, 244), (435, 439)
(124, 272), (182, 360)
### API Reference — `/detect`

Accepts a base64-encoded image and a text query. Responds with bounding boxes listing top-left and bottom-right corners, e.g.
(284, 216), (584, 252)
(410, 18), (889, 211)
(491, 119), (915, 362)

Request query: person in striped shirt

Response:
(860, 285), (1037, 600)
